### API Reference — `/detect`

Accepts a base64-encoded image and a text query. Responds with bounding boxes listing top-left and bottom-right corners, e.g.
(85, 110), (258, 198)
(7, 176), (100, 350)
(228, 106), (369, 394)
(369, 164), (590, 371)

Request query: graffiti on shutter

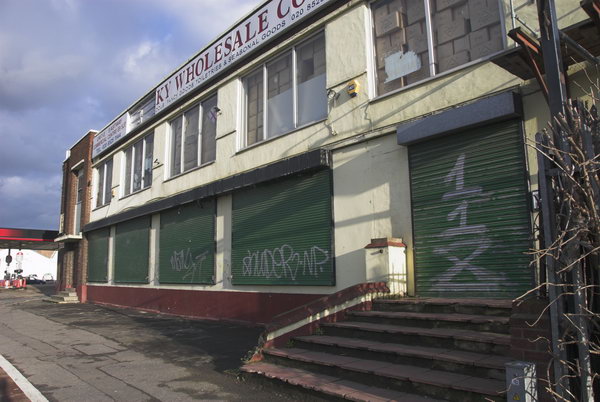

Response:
(240, 244), (330, 282)
(410, 120), (533, 298)
(431, 153), (510, 291)
(231, 169), (334, 285)
(159, 201), (215, 284)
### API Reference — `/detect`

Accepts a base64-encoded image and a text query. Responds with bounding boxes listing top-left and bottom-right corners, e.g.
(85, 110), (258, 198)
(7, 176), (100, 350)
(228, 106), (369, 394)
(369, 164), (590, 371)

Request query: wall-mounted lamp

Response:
(347, 80), (360, 98)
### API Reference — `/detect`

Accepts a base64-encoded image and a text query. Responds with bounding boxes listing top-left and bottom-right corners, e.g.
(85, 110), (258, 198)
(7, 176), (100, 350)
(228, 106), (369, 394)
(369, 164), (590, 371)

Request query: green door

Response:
(87, 228), (110, 283)
(159, 200), (215, 284)
(231, 170), (334, 286)
(114, 216), (150, 283)
(409, 120), (532, 298)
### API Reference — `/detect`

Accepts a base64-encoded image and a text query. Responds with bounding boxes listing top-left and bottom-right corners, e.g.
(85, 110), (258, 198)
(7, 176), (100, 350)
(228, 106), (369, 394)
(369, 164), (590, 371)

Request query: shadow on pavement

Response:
(19, 300), (264, 373)
(27, 283), (56, 297)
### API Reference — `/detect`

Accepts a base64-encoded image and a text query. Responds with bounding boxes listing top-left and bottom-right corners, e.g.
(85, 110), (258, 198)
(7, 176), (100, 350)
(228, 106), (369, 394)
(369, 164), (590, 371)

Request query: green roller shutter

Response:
(409, 120), (532, 298)
(232, 170), (334, 285)
(159, 200), (215, 284)
(114, 216), (150, 283)
(87, 228), (109, 283)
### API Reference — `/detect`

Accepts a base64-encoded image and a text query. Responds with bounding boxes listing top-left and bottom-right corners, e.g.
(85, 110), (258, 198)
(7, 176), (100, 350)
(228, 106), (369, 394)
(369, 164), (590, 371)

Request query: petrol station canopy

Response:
(0, 228), (59, 251)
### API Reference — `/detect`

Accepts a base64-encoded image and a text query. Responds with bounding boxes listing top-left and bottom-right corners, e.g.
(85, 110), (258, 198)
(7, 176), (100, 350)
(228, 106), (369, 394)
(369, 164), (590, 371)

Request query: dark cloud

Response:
(0, 0), (255, 230)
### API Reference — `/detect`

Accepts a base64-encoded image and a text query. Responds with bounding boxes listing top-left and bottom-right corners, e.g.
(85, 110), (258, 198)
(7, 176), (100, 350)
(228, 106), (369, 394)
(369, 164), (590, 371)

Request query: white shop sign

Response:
(154, 0), (334, 113)
(92, 114), (127, 158)
(93, 0), (334, 158)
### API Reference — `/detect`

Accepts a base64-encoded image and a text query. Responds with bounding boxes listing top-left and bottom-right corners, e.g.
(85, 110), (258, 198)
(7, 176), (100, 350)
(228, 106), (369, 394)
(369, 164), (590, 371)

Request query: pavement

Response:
(0, 285), (290, 401)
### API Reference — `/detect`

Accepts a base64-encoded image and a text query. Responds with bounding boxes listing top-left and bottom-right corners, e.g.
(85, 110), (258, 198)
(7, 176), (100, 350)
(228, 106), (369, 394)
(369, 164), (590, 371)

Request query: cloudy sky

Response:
(0, 0), (257, 230)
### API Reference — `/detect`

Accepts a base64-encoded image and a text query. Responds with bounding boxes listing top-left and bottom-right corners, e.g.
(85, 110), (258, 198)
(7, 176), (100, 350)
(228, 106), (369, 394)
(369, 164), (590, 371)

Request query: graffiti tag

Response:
(242, 244), (329, 281)
(170, 248), (208, 282)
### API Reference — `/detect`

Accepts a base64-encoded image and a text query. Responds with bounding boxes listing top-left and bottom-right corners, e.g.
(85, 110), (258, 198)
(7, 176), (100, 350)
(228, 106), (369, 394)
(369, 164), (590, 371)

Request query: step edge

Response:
(261, 349), (505, 396)
(348, 310), (510, 323)
(373, 299), (512, 309)
(293, 336), (510, 370)
(241, 362), (448, 402)
(322, 321), (511, 345)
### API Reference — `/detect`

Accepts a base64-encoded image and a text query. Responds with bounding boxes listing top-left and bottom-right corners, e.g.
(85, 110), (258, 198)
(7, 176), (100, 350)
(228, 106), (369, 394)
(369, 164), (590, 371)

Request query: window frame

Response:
(121, 132), (154, 198)
(95, 158), (113, 209)
(167, 94), (218, 179)
(73, 168), (84, 234)
(241, 31), (327, 149)
(369, 0), (507, 98)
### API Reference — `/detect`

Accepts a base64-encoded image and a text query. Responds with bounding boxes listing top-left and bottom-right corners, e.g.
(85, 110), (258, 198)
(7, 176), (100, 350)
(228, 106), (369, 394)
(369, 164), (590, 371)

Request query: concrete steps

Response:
(321, 321), (510, 355)
(47, 288), (79, 304)
(244, 362), (446, 402)
(242, 297), (512, 401)
(346, 310), (509, 333)
(292, 335), (510, 381)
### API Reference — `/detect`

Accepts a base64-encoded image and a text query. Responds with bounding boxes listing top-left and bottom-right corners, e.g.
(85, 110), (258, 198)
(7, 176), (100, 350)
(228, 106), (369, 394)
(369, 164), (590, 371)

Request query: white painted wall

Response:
(87, 0), (591, 296)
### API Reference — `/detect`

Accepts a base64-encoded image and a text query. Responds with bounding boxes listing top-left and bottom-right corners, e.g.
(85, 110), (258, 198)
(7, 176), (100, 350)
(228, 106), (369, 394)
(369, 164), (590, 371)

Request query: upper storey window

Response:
(123, 132), (154, 197)
(95, 158), (113, 208)
(74, 168), (84, 234)
(372, 0), (503, 95)
(244, 32), (327, 147)
(128, 96), (155, 131)
(169, 94), (218, 177)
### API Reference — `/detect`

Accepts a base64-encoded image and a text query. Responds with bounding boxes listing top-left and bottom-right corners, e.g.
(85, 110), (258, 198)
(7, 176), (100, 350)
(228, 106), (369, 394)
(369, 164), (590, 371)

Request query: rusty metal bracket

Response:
(559, 31), (600, 65)
(581, 0), (600, 34)
(508, 27), (549, 101)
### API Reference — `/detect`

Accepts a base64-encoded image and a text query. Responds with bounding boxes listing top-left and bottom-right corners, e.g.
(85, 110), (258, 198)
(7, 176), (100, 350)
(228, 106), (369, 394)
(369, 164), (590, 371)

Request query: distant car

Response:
(27, 274), (46, 284)
(41, 273), (54, 282)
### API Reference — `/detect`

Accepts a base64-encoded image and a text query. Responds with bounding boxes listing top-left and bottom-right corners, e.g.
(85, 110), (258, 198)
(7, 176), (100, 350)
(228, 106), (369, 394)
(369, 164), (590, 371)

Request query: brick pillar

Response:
(510, 296), (554, 401)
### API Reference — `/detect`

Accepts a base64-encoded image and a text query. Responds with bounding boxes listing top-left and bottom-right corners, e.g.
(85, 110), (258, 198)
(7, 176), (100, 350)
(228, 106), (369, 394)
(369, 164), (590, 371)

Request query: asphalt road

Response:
(0, 285), (289, 401)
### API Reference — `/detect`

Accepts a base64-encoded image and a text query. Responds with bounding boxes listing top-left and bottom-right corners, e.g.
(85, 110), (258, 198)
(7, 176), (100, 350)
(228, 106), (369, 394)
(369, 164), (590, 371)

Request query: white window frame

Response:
(167, 94), (217, 178)
(241, 31), (326, 149)
(121, 132), (154, 197)
(73, 169), (84, 234)
(95, 159), (113, 208)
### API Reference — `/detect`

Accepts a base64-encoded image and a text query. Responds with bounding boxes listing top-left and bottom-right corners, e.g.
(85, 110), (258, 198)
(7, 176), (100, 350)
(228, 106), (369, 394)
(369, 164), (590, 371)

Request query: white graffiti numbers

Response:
(242, 244), (329, 281)
(432, 153), (505, 290)
(170, 248), (208, 282)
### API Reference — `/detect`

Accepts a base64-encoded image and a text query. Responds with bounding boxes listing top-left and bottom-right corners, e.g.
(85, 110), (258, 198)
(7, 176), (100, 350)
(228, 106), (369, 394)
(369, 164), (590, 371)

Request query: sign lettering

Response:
(155, 0), (334, 113)
(93, 0), (334, 158)
(92, 114), (128, 158)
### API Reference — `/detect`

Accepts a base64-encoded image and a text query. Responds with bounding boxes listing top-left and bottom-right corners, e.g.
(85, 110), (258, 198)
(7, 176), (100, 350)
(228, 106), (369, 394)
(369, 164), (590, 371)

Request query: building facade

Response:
(80, 0), (594, 323)
(56, 131), (96, 297)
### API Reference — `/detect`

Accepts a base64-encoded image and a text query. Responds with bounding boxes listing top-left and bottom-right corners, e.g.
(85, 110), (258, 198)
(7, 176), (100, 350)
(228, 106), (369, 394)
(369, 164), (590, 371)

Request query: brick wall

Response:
(510, 296), (554, 401)
(57, 131), (94, 290)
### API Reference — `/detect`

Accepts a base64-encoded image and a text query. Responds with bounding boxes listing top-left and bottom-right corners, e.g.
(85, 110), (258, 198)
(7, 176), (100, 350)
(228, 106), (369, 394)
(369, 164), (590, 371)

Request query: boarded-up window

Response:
(372, 0), (503, 95)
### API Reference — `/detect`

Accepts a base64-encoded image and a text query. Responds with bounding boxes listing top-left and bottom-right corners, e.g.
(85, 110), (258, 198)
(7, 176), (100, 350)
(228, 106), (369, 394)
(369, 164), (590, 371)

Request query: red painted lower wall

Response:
(86, 285), (322, 324)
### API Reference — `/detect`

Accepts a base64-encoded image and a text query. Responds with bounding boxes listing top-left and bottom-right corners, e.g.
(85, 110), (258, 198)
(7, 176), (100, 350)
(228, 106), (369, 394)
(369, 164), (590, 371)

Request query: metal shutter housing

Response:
(231, 170), (334, 285)
(114, 216), (150, 283)
(159, 200), (215, 284)
(87, 228), (110, 283)
(409, 120), (532, 298)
